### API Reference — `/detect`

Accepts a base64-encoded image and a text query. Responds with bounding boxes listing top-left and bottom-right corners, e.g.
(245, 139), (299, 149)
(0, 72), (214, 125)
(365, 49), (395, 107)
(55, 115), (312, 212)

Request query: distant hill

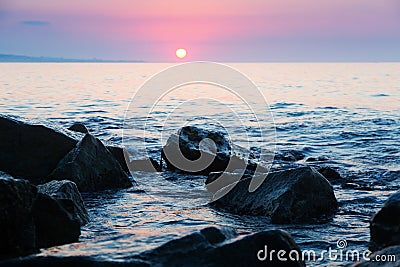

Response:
(0, 54), (143, 63)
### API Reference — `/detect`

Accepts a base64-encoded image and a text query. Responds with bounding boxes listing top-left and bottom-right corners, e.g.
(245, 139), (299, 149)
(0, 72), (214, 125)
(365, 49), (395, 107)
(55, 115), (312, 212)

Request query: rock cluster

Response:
(0, 172), (84, 259)
(0, 115), (135, 259)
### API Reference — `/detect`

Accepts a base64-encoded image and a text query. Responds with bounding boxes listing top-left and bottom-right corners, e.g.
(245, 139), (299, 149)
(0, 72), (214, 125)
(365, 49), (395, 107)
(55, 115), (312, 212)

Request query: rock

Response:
(369, 190), (400, 252)
(33, 193), (81, 248)
(199, 226), (237, 245)
(37, 180), (90, 225)
(0, 172), (37, 259)
(0, 115), (79, 184)
(48, 134), (132, 192)
(161, 126), (258, 175)
(275, 150), (305, 162)
(317, 166), (343, 184)
(0, 172), (82, 258)
(0, 227), (305, 267)
(107, 146), (162, 173)
(206, 229), (305, 267)
(348, 245), (400, 266)
(129, 158), (161, 172)
(106, 145), (130, 172)
(0, 256), (149, 267)
(140, 226), (305, 267)
(67, 123), (89, 134)
(305, 156), (329, 162)
(209, 166), (338, 224)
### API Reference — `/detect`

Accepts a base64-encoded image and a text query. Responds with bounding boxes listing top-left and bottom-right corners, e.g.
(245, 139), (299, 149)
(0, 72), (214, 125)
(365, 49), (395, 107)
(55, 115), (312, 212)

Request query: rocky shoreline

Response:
(0, 114), (399, 266)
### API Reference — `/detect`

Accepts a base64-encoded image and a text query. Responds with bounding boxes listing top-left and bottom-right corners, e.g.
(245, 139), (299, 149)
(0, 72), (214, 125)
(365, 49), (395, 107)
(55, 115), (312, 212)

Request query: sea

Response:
(0, 62), (399, 266)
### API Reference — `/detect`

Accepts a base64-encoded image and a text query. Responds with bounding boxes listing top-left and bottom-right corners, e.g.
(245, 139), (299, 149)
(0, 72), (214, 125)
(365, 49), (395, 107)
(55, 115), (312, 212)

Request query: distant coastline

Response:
(0, 54), (144, 63)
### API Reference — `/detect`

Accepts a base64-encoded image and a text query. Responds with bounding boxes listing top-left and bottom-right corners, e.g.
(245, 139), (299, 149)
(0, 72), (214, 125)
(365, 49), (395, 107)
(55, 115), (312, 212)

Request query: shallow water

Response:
(1, 63), (400, 266)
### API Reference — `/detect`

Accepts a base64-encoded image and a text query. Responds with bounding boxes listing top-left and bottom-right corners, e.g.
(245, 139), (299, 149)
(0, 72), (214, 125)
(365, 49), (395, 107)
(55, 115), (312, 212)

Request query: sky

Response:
(0, 0), (399, 61)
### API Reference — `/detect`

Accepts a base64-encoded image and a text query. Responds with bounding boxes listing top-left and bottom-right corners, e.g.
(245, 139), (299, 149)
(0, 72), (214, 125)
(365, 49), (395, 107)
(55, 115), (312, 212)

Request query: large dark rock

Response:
(369, 190), (400, 252)
(161, 126), (260, 175)
(33, 193), (81, 248)
(38, 180), (90, 225)
(0, 173), (82, 259)
(0, 115), (79, 184)
(139, 226), (305, 267)
(348, 245), (400, 266)
(48, 134), (132, 192)
(208, 166), (338, 224)
(0, 172), (37, 259)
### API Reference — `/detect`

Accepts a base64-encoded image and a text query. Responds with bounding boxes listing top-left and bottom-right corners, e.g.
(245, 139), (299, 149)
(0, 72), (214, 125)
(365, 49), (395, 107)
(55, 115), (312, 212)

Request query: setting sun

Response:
(175, 48), (187, 59)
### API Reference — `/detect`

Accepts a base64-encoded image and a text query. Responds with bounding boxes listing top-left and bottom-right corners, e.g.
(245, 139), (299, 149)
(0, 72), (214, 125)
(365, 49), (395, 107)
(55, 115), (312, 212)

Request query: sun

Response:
(175, 48), (187, 59)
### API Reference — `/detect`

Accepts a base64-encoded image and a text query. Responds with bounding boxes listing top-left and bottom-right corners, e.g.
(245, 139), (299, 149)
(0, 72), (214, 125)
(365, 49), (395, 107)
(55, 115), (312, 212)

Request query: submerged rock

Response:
(0, 172), (37, 259)
(317, 166), (343, 184)
(38, 180), (90, 225)
(139, 226), (305, 267)
(275, 150), (305, 162)
(209, 166), (338, 224)
(369, 190), (400, 252)
(161, 126), (260, 175)
(67, 123), (89, 134)
(305, 156), (329, 162)
(49, 134), (132, 192)
(0, 115), (79, 184)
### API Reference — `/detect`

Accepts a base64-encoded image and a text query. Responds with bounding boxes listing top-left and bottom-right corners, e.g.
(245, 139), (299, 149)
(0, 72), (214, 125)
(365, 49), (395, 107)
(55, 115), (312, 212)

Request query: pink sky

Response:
(0, 0), (399, 61)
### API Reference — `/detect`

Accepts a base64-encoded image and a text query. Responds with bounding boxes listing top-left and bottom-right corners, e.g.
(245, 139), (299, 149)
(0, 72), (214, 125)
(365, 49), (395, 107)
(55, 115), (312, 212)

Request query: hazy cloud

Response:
(21, 20), (50, 26)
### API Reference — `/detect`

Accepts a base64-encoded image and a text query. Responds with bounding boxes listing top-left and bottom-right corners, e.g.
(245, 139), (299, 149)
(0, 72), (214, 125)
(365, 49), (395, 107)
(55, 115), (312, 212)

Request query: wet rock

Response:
(0, 172), (37, 259)
(0, 227), (304, 267)
(106, 145), (130, 172)
(0, 173), (82, 259)
(37, 180), (90, 225)
(67, 123), (89, 134)
(139, 226), (305, 267)
(206, 229), (305, 267)
(305, 156), (329, 162)
(348, 245), (400, 266)
(275, 150), (305, 162)
(317, 166), (343, 184)
(0, 115), (79, 184)
(161, 126), (258, 175)
(369, 190), (400, 252)
(210, 166), (338, 224)
(49, 134), (132, 192)
(33, 193), (81, 248)
(129, 158), (161, 172)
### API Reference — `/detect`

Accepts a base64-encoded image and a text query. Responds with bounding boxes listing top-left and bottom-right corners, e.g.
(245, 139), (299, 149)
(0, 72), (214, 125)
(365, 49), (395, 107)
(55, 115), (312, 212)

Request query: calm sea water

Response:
(1, 63), (399, 266)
